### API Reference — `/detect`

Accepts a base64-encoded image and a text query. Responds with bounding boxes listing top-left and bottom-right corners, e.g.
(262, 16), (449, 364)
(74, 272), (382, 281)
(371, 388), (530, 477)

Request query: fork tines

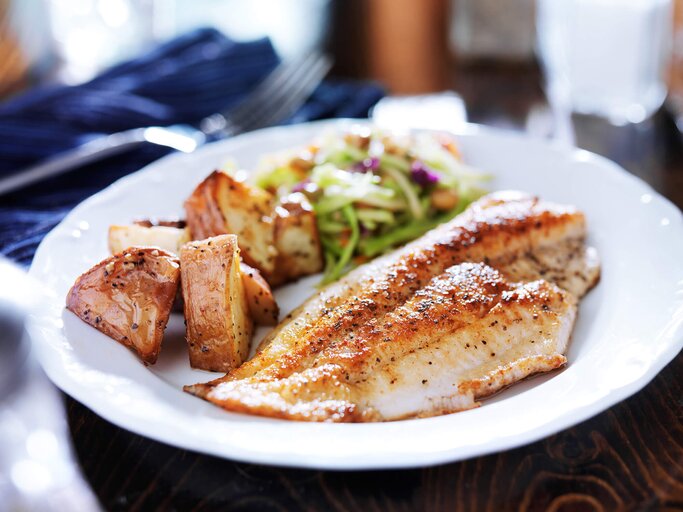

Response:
(202, 53), (333, 137)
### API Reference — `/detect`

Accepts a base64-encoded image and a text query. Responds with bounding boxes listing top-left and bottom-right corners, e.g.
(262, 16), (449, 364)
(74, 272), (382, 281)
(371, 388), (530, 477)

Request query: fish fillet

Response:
(185, 191), (600, 422)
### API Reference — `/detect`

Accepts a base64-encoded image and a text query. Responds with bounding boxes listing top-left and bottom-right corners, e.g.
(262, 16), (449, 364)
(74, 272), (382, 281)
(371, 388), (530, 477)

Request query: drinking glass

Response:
(537, 0), (673, 124)
(0, 259), (101, 511)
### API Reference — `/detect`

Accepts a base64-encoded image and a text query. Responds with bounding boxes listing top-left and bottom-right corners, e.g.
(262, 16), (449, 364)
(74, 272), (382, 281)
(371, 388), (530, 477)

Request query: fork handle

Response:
(0, 128), (147, 196)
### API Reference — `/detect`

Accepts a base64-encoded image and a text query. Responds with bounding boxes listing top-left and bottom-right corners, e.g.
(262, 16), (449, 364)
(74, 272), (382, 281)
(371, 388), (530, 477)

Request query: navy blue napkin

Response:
(0, 28), (384, 265)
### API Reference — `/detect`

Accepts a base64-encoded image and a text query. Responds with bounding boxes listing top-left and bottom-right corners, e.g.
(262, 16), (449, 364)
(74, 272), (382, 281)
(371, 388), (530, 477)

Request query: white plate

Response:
(28, 119), (683, 470)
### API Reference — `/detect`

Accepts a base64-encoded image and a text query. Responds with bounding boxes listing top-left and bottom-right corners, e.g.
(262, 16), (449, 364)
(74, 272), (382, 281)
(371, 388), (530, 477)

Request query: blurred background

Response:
(0, 0), (679, 115)
(1, 0), (682, 168)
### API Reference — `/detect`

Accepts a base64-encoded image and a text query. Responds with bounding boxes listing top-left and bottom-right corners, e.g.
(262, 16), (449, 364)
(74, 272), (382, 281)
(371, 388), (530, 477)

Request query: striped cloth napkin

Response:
(0, 28), (384, 265)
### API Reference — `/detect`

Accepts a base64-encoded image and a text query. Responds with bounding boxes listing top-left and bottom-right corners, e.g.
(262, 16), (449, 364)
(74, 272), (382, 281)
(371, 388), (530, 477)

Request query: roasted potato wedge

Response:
(184, 170), (277, 278)
(241, 263), (279, 325)
(66, 247), (180, 364)
(108, 224), (190, 256)
(180, 234), (253, 372)
(272, 192), (323, 285)
(133, 218), (186, 229)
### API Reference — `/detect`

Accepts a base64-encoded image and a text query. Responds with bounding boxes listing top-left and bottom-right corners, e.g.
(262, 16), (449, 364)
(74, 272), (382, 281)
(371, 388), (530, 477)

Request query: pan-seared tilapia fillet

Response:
(185, 192), (600, 422)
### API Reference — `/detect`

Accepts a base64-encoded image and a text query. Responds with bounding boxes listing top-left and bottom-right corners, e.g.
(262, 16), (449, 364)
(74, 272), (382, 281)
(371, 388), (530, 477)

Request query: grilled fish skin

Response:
(186, 263), (577, 421)
(234, 191), (596, 381)
(185, 192), (599, 421)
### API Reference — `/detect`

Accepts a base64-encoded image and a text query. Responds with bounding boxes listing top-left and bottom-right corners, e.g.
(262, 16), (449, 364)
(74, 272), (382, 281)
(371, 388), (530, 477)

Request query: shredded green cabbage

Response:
(255, 127), (491, 284)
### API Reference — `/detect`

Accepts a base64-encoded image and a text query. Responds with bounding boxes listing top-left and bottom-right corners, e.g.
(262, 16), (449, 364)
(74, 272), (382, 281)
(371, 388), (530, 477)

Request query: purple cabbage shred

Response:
(410, 161), (440, 186)
(291, 179), (310, 192)
(351, 157), (380, 173)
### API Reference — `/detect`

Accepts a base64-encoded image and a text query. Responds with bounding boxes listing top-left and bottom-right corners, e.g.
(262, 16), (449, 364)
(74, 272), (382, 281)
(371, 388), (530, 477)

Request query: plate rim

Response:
(28, 119), (683, 470)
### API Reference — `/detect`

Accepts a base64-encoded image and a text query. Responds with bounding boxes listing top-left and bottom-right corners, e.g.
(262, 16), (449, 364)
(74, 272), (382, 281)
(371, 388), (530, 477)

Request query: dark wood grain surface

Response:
(66, 63), (683, 512)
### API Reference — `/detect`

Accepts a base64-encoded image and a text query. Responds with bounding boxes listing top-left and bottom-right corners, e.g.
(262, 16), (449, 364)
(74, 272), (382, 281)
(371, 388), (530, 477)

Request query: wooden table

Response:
(66, 63), (683, 512)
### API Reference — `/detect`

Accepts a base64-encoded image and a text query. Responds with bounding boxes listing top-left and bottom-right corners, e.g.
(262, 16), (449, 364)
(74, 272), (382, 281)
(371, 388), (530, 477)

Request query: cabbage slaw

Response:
(255, 126), (490, 284)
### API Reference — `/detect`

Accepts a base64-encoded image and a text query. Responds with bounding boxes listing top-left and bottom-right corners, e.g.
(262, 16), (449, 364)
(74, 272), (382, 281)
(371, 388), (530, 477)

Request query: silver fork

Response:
(0, 53), (332, 196)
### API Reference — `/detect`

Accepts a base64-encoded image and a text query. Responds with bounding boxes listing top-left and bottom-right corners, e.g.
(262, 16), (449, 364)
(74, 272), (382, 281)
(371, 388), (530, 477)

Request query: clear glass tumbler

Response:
(0, 259), (101, 511)
(537, 0), (673, 124)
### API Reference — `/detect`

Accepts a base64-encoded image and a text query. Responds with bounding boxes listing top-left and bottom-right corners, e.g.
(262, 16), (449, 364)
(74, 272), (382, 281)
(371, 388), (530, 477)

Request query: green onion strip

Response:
(380, 165), (424, 220)
(321, 204), (360, 284)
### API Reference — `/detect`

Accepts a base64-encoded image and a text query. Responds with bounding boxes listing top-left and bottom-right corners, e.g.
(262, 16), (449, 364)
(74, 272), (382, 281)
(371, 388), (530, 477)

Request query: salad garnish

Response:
(255, 126), (490, 284)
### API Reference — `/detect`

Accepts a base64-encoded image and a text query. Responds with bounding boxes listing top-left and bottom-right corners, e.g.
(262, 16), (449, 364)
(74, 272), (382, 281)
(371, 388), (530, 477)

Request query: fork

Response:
(0, 53), (332, 196)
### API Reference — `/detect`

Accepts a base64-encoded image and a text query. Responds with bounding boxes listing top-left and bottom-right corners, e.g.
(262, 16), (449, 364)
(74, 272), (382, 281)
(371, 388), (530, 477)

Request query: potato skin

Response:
(180, 234), (253, 372)
(271, 193), (323, 286)
(66, 247), (180, 364)
(183, 171), (227, 241)
(241, 263), (279, 325)
(133, 219), (186, 229)
(108, 224), (190, 256)
(184, 170), (277, 278)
